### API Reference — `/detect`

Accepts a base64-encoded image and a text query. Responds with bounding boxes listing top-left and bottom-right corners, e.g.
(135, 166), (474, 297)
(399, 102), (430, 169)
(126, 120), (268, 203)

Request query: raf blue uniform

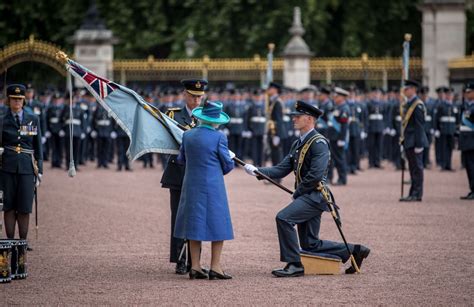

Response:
(367, 98), (385, 168)
(61, 100), (86, 169)
(225, 98), (247, 159)
(434, 99), (459, 171)
(400, 90), (429, 201)
(459, 85), (474, 199)
(347, 99), (364, 173)
(328, 99), (350, 185)
(92, 105), (113, 168)
(46, 97), (64, 168)
(247, 97), (266, 166)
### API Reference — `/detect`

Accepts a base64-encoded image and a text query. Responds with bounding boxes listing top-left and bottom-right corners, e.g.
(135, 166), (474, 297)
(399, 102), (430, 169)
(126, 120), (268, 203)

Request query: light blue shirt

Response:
(299, 128), (314, 143)
(11, 109), (24, 123)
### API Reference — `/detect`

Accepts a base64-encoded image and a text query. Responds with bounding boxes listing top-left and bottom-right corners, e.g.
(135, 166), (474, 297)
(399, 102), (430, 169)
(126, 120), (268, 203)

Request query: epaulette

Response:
(165, 107), (182, 119)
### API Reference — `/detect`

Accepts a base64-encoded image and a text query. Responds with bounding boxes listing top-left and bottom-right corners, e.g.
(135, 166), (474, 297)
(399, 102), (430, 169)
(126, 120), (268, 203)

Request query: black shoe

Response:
(333, 181), (346, 186)
(345, 245), (370, 274)
(175, 262), (189, 275)
(189, 269), (209, 280)
(27, 246), (33, 252)
(208, 270), (232, 280)
(399, 195), (422, 202)
(271, 263), (304, 278)
(460, 192), (474, 200)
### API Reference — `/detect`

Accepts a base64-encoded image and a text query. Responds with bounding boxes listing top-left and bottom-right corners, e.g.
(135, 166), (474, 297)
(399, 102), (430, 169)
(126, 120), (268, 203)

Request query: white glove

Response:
(272, 136), (280, 146)
(59, 130), (65, 137)
(0, 147), (4, 155)
(110, 131), (117, 139)
(244, 164), (258, 176)
(430, 129), (435, 135)
(414, 147), (424, 154)
(90, 130), (98, 138)
(400, 145), (404, 153)
(87, 127), (92, 133)
(228, 150), (236, 159)
(80, 133), (86, 140)
(337, 140), (346, 147)
(383, 128), (390, 135)
(41, 137), (47, 144)
(45, 131), (51, 138)
(36, 174), (43, 187)
(389, 129), (396, 136)
(360, 131), (367, 139)
(434, 130), (440, 138)
(223, 128), (230, 136)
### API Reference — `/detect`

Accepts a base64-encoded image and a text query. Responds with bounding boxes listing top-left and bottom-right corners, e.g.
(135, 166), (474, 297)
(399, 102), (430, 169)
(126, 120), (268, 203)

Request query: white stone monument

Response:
(283, 7), (313, 90)
(420, 0), (466, 94)
(70, 2), (117, 87)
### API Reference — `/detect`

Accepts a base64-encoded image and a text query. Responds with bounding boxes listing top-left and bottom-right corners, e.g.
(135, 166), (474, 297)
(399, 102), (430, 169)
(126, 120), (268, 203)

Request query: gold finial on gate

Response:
(55, 51), (69, 64)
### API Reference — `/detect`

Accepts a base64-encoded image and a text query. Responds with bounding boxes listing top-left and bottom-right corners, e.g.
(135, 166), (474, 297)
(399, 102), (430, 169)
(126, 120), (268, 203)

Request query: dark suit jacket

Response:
(160, 107), (194, 190)
(258, 129), (331, 212)
(1, 109), (43, 174)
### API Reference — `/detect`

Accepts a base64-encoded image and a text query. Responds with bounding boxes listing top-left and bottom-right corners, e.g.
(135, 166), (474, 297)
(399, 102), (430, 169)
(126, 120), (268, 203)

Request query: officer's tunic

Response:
(247, 99), (266, 167)
(434, 100), (459, 170)
(367, 99), (385, 167)
(257, 129), (355, 263)
(46, 103), (64, 167)
(0, 109), (43, 213)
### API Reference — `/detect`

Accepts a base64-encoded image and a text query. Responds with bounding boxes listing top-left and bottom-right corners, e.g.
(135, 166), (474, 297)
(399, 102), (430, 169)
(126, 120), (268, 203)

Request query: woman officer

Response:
(0, 84), (43, 245)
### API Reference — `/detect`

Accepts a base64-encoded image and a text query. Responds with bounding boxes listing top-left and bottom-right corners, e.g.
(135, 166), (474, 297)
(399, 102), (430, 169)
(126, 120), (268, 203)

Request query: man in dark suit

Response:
(0, 84), (43, 243)
(399, 80), (429, 202)
(160, 79), (207, 274)
(244, 101), (370, 277)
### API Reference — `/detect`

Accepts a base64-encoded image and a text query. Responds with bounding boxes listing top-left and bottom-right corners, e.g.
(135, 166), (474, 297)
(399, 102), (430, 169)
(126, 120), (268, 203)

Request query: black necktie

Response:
(15, 114), (20, 126)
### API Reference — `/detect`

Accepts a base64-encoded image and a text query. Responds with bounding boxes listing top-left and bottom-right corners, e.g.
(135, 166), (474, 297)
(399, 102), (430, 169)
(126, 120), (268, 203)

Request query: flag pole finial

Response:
(56, 51), (69, 64)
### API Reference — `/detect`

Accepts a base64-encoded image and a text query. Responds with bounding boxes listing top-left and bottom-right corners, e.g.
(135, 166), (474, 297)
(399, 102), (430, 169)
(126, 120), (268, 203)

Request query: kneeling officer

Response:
(244, 101), (370, 277)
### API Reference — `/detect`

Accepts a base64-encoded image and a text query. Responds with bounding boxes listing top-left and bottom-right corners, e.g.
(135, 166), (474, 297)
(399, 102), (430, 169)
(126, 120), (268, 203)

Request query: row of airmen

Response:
(0, 83), (468, 181)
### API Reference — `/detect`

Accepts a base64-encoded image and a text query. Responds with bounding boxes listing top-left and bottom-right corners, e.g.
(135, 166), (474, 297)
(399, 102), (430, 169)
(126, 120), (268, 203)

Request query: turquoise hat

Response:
(192, 100), (230, 125)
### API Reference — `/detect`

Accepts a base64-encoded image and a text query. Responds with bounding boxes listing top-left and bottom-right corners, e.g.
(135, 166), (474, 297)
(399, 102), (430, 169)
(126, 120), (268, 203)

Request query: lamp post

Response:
(184, 32), (198, 58)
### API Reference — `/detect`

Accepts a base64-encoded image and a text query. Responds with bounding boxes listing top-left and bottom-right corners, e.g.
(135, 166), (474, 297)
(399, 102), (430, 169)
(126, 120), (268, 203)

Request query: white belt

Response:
(460, 125), (473, 132)
(395, 115), (401, 122)
(426, 115), (432, 122)
(97, 119), (111, 126)
(250, 116), (266, 123)
(49, 117), (59, 124)
(283, 115), (291, 122)
(369, 114), (383, 120)
(229, 118), (243, 124)
(65, 119), (81, 125)
(440, 116), (456, 123)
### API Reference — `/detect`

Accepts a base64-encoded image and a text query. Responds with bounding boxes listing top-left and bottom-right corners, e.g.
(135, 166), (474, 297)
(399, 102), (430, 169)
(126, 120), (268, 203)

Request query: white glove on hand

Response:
(45, 131), (52, 138)
(383, 128), (390, 135)
(87, 127), (92, 133)
(244, 164), (258, 176)
(389, 129), (396, 136)
(434, 130), (440, 138)
(400, 145), (404, 153)
(360, 131), (367, 139)
(41, 137), (47, 144)
(80, 133), (86, 140)
(110, 131), (117, 139)
(91, 130), (98, 138)
(59, 130), (65, 137)
(228, 150), (236, 159)
(36, 174), (43, 187)
(272, 136), (280, 146)
(337, 140), (346, 147)
(223, 128), (230, 136)
(414, 147), (424, 154)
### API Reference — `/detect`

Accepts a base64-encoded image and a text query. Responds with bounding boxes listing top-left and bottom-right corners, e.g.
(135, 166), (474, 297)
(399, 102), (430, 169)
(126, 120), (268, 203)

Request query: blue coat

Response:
(174, 125), (235, 241)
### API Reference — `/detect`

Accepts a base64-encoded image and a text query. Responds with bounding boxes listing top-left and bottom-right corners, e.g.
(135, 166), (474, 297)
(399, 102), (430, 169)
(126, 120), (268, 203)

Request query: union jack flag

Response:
(68, 60), (117, 99)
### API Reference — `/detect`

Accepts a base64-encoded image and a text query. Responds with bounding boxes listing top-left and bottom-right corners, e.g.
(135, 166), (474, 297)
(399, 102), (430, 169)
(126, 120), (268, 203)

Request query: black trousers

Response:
(116, 137), (130, 169)
(97, 137), (111, 167)
(51, 133), (63, 167)
(462, 150), (474, 193)
(276, 197), (354, 263)
(0, 171), (35, 213)
(269, 138), (283, 166)
(391, 135), (401, 169)
(347, 136), (360, 172)
(405, 148), (424, 199)
(252, 136), (264, 167)
(169, 189), (187, 263)
(368, 132), (383, 167)
(330, 141), (347, 184)
(439, 134), (455, 170)
(64, 136), (81, 169)
(435, 137), (442, 166)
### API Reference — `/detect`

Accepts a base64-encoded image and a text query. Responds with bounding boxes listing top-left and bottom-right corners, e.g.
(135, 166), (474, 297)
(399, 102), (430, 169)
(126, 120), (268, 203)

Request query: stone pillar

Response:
(70, 1), (117, 87)
(283, 7), (313, 90)
(420, 0), (466, 94)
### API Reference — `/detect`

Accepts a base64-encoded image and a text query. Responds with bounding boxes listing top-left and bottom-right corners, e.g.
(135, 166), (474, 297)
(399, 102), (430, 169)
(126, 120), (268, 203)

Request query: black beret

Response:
(7, 84), (26, 99)
(290, 100), (323, 118)
(268, 82), (283, 91)
(465, 83), (474, 92)
(181, 79), (208, 96)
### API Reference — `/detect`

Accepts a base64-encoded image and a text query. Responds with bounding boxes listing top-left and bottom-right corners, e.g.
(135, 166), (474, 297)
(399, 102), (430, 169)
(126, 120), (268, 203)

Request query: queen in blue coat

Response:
(174, 100), (235, 280)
